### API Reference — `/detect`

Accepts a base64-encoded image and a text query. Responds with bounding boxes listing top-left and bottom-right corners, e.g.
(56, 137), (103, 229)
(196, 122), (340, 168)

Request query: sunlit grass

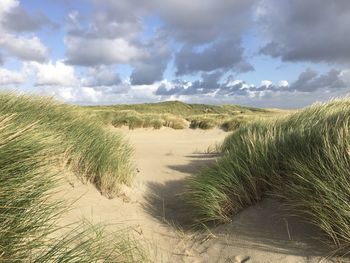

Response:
(0, 114), (147, 261)
(0, 93), (134, 197)
(91, 101), (286, 131)
(111, 110), (187, 130)
(185, 98), (350, 251)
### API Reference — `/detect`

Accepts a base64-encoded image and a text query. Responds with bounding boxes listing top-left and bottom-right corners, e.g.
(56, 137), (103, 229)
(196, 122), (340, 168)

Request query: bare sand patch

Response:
(58, 128), (342, 263)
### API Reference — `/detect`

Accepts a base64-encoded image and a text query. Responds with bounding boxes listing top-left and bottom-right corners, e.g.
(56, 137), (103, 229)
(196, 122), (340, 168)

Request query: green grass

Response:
(110, 110), (187, 130)
(0, 93), (134, 197)
(87, 100), (267, 116)
(88, 101), (287, 131)
(185, 98), (350, 251)
(187, 115), (222, 130)
(0, 96), (148, 262)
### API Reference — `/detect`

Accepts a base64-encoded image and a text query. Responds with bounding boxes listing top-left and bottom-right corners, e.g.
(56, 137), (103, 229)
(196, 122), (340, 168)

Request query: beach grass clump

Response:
(0, 115), (62, 261)
(140, 114), (164, 129)
(0, 93), (133, 197)
(188, 117), (218, 130)
(36, 223), (150, 262)
(87, 110), (117, 125)
(162, 114), (188, 129)
(111, 110), (144, 129)
(0, 119), (148, 262)
(185, 98), (350, 250)
(220, 116), (248, 131)
(111, 110), (172, 130)
(150, 119), (163, 129)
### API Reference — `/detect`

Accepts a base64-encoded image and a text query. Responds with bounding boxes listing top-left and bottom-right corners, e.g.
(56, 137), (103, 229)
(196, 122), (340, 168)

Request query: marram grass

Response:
(111, 110), (187, 130)
(0, 93), (148, 262)
(0, 93), (134, 197)
(185, 98), (350, 251)
(90, 100), (287, 131)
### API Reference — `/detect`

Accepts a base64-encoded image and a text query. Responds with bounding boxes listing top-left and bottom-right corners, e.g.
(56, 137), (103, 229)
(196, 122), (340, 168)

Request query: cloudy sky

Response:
(0, 0), (349, 108)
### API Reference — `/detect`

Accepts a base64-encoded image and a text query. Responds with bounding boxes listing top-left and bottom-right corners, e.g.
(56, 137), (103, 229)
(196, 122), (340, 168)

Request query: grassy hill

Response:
(86, 101), (290, 131)
(87, 100), (269, 115)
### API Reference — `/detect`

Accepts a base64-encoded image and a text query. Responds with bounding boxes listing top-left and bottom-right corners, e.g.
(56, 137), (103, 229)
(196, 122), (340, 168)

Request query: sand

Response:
(58, 127), (344, 263)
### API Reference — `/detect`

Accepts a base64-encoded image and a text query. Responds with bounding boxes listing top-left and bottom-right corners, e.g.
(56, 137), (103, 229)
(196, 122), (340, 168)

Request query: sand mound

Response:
(58, 128), (342, 262)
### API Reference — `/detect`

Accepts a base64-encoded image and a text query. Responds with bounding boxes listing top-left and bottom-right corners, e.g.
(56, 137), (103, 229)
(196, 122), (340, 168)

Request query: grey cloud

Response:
(290, 69), (347, 92)
(259, 0), (350, 63)
(2, 6), (57, 32)
(217, 79), (250, 96)
(66, 7), (141, 40)
(65, 2), (144, 66)
(155, 71), (222, 96)
(0, 35), (49, 62)
(90, 0), (145, 25)
(130, 33), (171, 85)
(155, 72), (252, 97)
(65, 35), (144, 66)
(148, 0), (257, 45)
(66, 0), (255, 71)
(184, 71), (222, 95)
(91, 0), (256, 44)
(84, 66), (121, 87)
(130, 62), (165, 85)
(259, 42), (282, 58)
(155, 68), (349, 99)
(155, 80), (187, 96)
(175, 39), (254, 76)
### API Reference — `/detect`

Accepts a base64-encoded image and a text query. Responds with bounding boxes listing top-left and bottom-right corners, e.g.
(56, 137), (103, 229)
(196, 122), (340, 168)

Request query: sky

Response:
(0, 0), (349, 108)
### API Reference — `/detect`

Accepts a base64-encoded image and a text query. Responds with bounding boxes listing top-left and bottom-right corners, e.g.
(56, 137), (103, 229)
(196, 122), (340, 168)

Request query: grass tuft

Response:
(185, 98), (350, 251)
(0, 93), (148, 262)
(0, 93), (134, 197)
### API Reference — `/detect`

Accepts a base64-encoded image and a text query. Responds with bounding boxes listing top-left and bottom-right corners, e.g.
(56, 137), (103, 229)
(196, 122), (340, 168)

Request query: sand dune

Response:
(59, 128), (342, 263)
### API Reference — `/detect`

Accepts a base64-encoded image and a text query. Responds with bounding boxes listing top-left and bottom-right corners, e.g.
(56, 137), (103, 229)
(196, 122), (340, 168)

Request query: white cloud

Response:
(82, 66), (121, 87)
(0, 67), (25, 85)
(340, 69), (350, 83)
(278, 80), (289, 87)
(260, 80), (272, 87)
(0, 0), (18, 20)
(33, 79), (162, 105)
(65, 36), (145, 66)
(30, 61), (79, 86)
(0, 34), (48, 62)
(0, 0), (49, 62)
(37, 86), (102, 104)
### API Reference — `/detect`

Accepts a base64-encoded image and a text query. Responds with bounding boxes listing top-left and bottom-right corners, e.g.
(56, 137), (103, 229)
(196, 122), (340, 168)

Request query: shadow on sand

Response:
(142, 153), (341, 259)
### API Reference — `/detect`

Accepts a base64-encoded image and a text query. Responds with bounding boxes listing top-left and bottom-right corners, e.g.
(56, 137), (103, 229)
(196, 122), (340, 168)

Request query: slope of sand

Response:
(59, 128), (343, 263)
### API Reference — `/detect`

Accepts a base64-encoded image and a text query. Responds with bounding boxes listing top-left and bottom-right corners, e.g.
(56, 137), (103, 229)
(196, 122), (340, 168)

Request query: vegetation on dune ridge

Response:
(110, 110), (187, 130)
(0, 96), (148, 262)
(87, 100), (269, 116)
(185, 98), (350, 251)
(87, 100), (286, 131)
(0, 93), (133, 197)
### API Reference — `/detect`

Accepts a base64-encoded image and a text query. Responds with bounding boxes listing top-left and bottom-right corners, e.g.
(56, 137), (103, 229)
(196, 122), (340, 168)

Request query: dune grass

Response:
(187, 115), (223, 130)
(0, 101), (148, 262)
(90, 101), (286, 131)
(87, 100), (268, 116)
(111, 110), (187, 130)
(185, 98), (350, 251)
(0, 93), (133, 197)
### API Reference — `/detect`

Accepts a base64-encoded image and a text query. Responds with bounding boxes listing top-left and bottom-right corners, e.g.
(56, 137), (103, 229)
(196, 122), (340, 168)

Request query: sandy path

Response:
(59, 128), (343, 263)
